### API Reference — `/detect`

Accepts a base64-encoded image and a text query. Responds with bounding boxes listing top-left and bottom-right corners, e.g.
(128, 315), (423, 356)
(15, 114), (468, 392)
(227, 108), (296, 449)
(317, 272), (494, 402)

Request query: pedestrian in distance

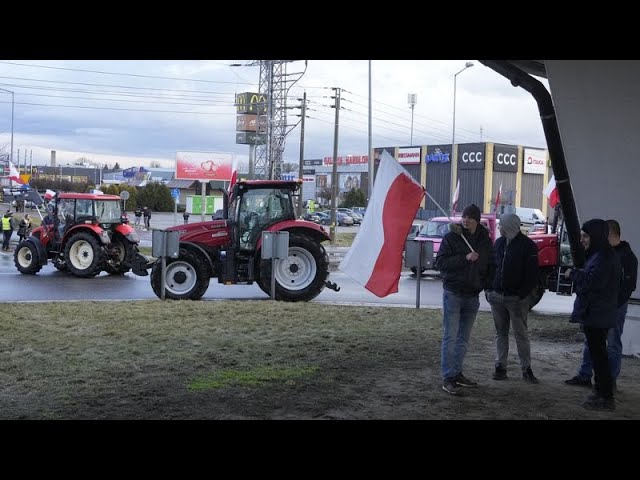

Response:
(183, 211), (190, 224)
(143, 207), (151, 230)
(564, 219), (621, 411)
(17, 213), (32, 242)
(486, 213), (540, 384)
(565, 219), (637, 392)
(134, 207), (142, 227)
(2, 210), (17, 251)
(435, 203), (494, 396)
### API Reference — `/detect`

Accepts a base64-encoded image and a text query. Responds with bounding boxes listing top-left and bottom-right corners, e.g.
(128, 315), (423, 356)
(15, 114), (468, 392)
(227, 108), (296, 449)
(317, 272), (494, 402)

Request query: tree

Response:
(136, 182), (173, 212)
(282, 162), (298, 173)
(113, 162), (121, 171)
(150, 160), (162, 168)
(318, 187), (332, 206)
(340, 188), (367, 208)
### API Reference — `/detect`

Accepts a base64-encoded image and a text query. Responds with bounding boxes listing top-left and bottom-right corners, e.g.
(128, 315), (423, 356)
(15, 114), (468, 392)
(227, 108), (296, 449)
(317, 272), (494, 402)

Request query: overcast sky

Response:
(0, 60), (548, 170)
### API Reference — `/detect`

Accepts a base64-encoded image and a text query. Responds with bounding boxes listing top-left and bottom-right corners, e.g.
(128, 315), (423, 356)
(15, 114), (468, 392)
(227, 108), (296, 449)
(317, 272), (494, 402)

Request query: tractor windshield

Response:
(94, 200), (123, 224)
(237, 188), (294, 249)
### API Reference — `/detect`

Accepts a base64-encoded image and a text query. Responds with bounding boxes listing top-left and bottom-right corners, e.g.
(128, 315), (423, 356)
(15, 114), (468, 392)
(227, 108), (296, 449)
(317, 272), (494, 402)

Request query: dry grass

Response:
(0, 300), (638, 419)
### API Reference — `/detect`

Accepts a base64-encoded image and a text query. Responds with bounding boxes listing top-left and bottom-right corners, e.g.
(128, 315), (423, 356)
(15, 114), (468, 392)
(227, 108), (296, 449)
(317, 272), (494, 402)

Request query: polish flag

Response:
(44, 189), (56, 200)
(451, 179), (460, 214)
(339, 151), (425, 297)
(494, 182), (502, 213)
(543, 175), (560, 207)
(8, 162), (25, 184)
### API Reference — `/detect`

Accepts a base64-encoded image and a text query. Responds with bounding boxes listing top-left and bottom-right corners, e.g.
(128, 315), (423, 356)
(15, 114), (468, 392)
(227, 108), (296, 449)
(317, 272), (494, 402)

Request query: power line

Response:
(0, 60), (254, 85)
(8, 91), (234, 107)
(0, 100), (233, 115)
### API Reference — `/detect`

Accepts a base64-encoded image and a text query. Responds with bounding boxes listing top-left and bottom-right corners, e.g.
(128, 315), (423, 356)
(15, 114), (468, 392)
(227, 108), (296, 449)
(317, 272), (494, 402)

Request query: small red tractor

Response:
(134, 180), (338, 301)
(14, 191), (144, 277)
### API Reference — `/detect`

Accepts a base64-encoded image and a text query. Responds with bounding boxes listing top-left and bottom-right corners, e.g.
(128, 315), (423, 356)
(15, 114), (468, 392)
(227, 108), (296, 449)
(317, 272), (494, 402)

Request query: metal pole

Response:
(200, 181), (206, 223)
(415, 241), (422, 309)
(330, 88), (341, 245)
(271, 258), (277, 300)
(368, 61), (373, 202)
(449, 63), (473, 215)
(160, 233), (167, 301)
(248, 144), (255, 180)
(0, 88), (14, 188)
(297, 91), (307, 218)
(410, 104), (415, 145)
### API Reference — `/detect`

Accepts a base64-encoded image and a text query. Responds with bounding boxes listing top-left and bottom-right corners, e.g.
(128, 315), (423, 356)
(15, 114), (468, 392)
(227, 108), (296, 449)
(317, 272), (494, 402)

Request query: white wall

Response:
(546, 60), (640, 302)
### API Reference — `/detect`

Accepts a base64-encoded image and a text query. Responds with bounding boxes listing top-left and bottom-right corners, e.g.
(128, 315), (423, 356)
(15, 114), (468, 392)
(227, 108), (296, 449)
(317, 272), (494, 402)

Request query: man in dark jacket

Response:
(565, 219), (637, 391)
(564, 219), (621, 411)
(486, 213), (540, 383)
(435, 203), (494, 395)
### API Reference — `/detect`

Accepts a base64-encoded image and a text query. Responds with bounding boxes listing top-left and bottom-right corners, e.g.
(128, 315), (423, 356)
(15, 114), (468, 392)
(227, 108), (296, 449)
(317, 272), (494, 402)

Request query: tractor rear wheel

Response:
(14, 241), (43, 275)
(64, 232), (105, 278)
(150, 249), (210, 300)
(257, 232), (329, 302)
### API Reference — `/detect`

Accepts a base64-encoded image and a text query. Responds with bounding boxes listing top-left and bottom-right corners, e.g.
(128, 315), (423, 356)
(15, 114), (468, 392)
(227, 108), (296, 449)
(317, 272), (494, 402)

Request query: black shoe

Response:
(455, 373), (478, 388)
(442, 378), (460, 395)
(492, 365), (508, 381)
(565, 375), (592, 387)
(522, 367), (539, 384)
(583, 394), (615, 411)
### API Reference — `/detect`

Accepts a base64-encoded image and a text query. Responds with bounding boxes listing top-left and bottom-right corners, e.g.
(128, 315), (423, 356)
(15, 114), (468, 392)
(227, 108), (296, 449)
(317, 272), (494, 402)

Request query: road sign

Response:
(119, 190), (130, 200)
(171, 188), (180, 199)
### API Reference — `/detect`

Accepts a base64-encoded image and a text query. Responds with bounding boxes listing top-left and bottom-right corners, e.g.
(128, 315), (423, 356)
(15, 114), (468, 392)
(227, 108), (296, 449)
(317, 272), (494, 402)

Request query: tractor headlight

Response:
(99, 230), (111, 245)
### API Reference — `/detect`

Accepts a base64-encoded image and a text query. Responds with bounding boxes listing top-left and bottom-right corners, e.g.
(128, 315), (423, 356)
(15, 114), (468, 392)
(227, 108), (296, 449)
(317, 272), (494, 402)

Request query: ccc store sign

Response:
(493, 147), (518, 172)
(458, 144), (485, 170)
(461, 152), (483, 163)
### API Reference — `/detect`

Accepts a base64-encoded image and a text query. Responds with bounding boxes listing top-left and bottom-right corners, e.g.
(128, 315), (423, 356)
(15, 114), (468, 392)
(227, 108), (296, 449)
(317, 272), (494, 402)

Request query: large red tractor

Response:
(14, 192), (144, 278)
(136, 180), (337, 301)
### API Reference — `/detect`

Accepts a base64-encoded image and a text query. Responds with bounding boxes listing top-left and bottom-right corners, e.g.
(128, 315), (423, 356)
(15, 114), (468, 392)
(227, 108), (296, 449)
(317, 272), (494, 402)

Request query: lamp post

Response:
(0, 87), (15, 173)
(450, 62), (474, 215)
(408, 93), (417, 145)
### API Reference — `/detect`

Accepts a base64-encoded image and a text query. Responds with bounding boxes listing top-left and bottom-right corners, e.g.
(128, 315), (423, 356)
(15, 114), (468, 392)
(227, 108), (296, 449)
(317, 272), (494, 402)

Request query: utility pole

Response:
(368, 61), (373, 203)
(296, 91), (307, 218)
(408, 93), (417, 145)
(330, 87), (341, 245)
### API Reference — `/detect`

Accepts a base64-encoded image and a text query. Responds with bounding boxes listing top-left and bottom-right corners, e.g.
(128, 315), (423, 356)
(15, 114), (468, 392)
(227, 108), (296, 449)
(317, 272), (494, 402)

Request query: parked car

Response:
(337, 208), (362, 225)
(351, 207), (366, 217)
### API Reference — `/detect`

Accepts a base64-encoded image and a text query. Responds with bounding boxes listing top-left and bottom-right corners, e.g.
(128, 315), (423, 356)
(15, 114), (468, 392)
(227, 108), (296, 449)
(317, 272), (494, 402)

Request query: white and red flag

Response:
(543, 175), (560, 208)
(339, 151), (425, 297)
(494, 182), (502, 213)
(44, 189), (56, 200)
(451, 179), (460, 214)
(8, 162), (25, 184)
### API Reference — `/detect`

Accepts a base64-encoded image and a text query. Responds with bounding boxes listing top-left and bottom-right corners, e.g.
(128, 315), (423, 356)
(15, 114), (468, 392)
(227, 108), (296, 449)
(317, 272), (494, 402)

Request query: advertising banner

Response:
(523, 148), (546, 174)
(493, 144), (518, 173)
(176, 151), (234, 181)
(398, 147), (421, 164)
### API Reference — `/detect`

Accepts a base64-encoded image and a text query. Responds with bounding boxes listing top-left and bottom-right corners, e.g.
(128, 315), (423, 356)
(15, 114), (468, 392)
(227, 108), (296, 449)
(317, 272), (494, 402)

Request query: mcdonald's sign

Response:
(235, 92), (267, 115)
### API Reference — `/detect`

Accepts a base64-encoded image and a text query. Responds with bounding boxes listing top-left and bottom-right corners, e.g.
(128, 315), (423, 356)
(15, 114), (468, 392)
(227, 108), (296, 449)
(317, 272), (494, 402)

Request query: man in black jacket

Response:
(486, 213), (540, 383)
(565, 219), (637, 391)
(435, 204), (494, 395)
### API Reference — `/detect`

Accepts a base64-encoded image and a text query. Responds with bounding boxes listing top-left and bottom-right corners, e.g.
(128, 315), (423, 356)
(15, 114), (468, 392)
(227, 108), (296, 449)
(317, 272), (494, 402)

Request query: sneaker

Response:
(583, 394), (615, 411)
(442, 378), (460, 395)
(454, 372), (478, 388)
(565, 375), (592, 387)
(522, 367), (539, 384)
(493, 365), (508, 381)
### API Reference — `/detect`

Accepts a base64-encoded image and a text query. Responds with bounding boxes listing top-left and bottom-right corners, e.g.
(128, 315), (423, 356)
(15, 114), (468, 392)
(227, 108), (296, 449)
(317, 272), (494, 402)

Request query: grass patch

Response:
(188, 365), (318, 391)
(334, 232), (356, 247)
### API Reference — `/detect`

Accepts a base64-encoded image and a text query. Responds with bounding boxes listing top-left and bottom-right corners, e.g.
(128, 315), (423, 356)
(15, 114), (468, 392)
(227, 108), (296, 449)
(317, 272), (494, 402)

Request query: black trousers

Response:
(584, 326), (613, 399)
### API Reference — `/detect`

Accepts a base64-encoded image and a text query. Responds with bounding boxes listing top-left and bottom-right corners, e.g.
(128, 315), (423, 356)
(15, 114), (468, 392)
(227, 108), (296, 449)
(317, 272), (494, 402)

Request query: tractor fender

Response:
(114, 223), (136, 237)
(255, 221), (330, 251)
(179, 241), (216, 275)
(62, 224), (109, 247)
(23, 236), (49, 266)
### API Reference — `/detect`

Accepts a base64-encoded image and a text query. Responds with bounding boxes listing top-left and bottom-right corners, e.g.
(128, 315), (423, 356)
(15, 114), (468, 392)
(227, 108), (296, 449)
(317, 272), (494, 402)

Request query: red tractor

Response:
(137, 180), (336, 301)
(14, 192), (144, 277)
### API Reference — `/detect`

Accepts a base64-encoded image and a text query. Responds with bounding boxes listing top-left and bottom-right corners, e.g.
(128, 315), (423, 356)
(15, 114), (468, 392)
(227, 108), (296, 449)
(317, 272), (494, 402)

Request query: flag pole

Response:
(424, 189), (475, 253)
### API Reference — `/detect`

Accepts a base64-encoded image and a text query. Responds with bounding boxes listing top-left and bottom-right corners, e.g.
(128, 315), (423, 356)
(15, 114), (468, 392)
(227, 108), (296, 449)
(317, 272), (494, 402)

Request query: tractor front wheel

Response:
(150, 249), (210, 300)
(14, 241), (43, 275)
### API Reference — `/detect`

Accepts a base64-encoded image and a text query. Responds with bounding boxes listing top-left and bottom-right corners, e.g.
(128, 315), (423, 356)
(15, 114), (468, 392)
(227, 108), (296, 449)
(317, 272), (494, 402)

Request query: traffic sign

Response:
(171, 188), (180, 199)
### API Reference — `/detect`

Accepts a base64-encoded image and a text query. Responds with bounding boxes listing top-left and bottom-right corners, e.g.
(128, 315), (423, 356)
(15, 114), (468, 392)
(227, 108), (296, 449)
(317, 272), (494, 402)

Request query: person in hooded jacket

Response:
(435, 203), (494, 395)
(565, 219), (637, 391)
(564, 219), (621, 411)
(486, 213), (540, 383)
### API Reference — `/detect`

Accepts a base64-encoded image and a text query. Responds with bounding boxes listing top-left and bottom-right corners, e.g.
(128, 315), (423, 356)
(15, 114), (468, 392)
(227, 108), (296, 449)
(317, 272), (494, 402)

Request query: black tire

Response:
(14, 241), (43, 275)
(257, 232), (329, 302)
(105, 235), (136, 275)
(150, 248), (210, 300)
(53, 257), (68, 272)
(63, 232), (105, 278)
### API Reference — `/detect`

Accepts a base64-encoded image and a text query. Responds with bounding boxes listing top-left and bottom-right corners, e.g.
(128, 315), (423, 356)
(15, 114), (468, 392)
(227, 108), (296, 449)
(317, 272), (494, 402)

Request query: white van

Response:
(515, 207), (546, 225)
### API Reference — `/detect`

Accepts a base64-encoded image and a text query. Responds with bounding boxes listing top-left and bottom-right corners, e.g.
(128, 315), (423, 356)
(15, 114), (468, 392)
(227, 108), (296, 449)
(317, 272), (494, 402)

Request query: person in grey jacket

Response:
(564, 219), (621, 411)
(435, 204), (494, 395)
(486, 213), (540, 383)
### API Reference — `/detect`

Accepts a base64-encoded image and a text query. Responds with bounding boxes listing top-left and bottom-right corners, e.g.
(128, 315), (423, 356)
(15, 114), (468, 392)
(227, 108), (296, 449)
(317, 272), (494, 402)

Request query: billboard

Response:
(175, 151), (234, 181)
(523, 147), (546, 174)
(398, 147), (421, 164)
(493, 144), (518, 173)
(236, 132), (267, 145)
(235, 92), (267, 115)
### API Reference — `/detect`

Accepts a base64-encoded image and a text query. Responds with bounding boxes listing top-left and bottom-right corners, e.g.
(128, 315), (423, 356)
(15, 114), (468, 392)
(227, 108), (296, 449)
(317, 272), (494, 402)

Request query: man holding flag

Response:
(435, 203), (494, 395)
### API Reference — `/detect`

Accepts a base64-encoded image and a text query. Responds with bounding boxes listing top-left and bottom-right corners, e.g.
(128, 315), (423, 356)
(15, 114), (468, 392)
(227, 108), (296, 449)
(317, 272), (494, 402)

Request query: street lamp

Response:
(450, 61), (474, 214)
(0, 87), (15, 171)
(408, 93), (417, 145)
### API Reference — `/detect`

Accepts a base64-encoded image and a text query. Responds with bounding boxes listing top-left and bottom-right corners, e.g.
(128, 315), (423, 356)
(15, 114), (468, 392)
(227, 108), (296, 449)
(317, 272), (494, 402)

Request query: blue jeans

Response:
(578, 302), (628, 380)
(441, 289), (480, 380)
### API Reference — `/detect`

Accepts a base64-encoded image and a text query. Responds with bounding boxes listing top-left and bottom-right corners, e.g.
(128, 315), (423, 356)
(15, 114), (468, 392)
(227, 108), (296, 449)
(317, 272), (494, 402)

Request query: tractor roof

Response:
(58, 192), (122, 201)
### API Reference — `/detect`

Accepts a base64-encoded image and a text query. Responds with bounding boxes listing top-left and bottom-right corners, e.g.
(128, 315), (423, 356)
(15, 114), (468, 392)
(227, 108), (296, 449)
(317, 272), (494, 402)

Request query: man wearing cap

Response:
(435, 203), (494, 395)
(2, 210), (17, 251)
(486, 213), (540, 384)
